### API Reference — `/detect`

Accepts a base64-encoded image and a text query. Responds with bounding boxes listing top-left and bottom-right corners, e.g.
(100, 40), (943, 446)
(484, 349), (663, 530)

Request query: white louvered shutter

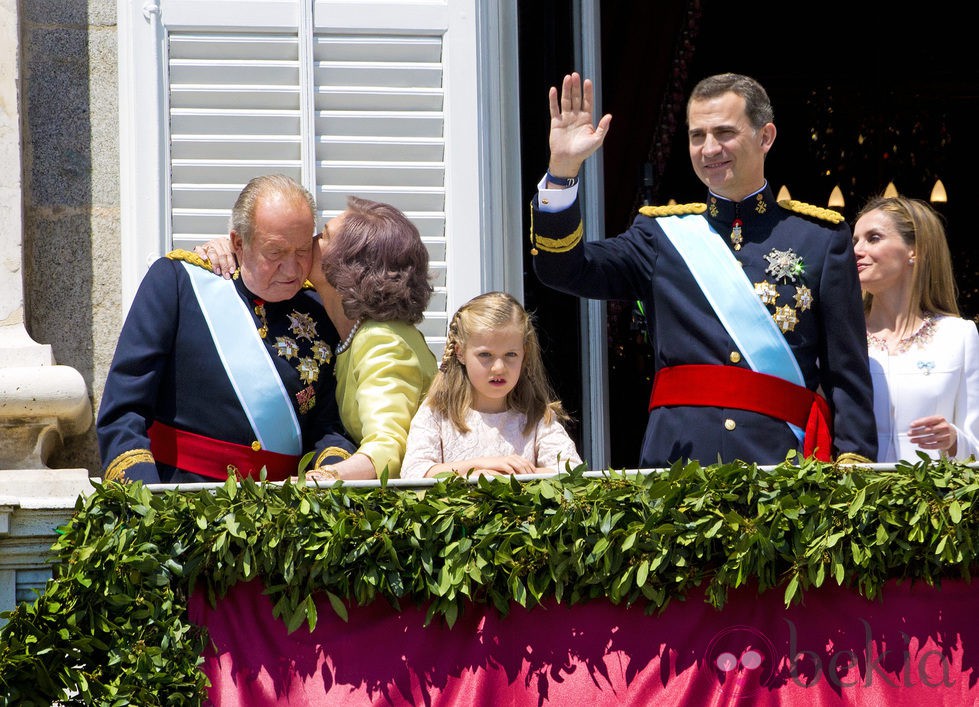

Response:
(121, 0), (481, 349)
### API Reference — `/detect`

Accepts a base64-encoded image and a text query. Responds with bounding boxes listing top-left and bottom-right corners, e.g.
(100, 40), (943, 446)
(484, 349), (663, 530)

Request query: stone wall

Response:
(21, 0), (120, 475)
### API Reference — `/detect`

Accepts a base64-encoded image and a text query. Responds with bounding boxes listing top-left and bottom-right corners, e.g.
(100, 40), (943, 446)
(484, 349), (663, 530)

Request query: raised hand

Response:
(547, 72), (613, 179)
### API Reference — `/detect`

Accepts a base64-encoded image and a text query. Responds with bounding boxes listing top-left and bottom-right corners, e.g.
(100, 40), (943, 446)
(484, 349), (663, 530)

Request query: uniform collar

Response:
(704, 183), (777, 228)
(232, 271), (262, 304)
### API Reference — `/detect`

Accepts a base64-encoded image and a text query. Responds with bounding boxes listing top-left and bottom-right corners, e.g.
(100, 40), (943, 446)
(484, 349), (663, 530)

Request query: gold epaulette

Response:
(778, 199), (845, 225)
(166, 249), (214, 272)
(104, 448), (154, 482)
(638, 203), (707, 217)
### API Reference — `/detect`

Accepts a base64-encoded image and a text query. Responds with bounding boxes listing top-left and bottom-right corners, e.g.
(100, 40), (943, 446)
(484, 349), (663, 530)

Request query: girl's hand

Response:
(427, 455), (536, 477)
(908, 415), (958, 456)
(470, 455), (536, 476)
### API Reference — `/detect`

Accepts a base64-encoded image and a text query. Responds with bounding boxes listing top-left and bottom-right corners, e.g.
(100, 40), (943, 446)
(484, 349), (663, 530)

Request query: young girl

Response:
(401, 291), (583, 479)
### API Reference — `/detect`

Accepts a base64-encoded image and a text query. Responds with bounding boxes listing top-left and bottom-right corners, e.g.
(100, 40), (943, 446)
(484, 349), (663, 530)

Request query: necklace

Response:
(866, 313), (938, 354)
(334, 318), (364, 355)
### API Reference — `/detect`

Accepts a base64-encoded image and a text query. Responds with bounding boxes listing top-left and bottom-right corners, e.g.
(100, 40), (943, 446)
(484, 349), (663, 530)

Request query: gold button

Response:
(729, 351), (742, 364)
(251, 441), (262, 451)
(724, 419), (736, 431)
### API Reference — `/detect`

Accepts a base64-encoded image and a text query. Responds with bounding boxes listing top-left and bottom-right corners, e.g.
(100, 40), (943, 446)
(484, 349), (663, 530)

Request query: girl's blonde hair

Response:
(856, 196), (959, 335)
(426, 291), (569, 434)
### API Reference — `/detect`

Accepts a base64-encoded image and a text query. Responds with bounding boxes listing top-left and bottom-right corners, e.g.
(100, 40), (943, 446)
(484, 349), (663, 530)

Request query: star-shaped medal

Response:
(764, 248), (805, 283)
(296, 356), (320, 384)
(773, 305), (799, 332)
(311, 340), (332, 365)
(753, 280), (779, 306)
(274, 336), (300, 360)
(794, 285), (813, 311)
(287, 311), (318, 341)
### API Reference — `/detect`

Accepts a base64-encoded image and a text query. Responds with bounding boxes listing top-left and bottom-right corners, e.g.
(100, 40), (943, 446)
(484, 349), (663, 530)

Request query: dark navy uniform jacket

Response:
(531, 185), (877, 468)
(97, 253), (356, 483)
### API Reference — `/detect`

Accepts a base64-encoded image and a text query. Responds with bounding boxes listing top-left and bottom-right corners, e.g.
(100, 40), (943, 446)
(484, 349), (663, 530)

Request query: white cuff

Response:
(537, 174), (579, 213)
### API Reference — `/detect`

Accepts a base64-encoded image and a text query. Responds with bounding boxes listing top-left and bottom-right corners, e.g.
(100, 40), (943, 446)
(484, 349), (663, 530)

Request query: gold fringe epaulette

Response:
(166, 249), (214, 272)
(638, 203), (707, 217)
(778, 199), (845, 225)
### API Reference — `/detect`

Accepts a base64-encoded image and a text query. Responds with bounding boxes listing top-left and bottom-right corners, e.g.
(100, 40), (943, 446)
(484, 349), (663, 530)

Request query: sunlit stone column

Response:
(0, 0), (93, 471)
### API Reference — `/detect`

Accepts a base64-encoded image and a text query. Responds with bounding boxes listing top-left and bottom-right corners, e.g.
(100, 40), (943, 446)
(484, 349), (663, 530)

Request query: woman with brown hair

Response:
(305, 196), (438, 480)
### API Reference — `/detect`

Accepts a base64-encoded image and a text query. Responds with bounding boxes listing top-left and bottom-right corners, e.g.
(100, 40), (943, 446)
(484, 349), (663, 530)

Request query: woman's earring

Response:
(908, 257), (915, 265)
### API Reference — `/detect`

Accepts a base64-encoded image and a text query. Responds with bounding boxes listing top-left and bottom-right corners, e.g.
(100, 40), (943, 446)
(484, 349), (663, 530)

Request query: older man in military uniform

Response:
(530, 72), (876, 467)
(97, 174), (355, 483)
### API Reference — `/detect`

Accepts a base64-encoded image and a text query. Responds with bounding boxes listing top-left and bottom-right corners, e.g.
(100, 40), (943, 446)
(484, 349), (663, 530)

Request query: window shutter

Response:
(155, 0), (456, 346)
(168, 31), (305, 243)
(311, 32), (448, 338)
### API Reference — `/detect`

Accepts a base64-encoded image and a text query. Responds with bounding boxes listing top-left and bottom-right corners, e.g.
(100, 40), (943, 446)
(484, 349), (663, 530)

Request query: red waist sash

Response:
(648, 364), (832, 461)
(148, 421), (298, 481)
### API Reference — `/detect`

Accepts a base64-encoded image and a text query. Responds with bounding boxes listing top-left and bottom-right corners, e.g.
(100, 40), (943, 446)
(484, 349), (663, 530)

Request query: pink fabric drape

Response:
(190, 578), (978, 705)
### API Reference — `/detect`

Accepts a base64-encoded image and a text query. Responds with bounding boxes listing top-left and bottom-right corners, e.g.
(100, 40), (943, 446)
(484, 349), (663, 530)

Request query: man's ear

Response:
(230, 231), (244, 256)
(759, 123), (776, 153)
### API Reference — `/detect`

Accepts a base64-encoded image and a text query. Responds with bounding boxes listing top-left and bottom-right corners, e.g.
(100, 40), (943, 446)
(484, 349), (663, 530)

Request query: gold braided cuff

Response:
(834, 452), (872, 465)
(532, 222), (583, 254)
(315, 446), (352, 467)
(104, 449), (154, 481)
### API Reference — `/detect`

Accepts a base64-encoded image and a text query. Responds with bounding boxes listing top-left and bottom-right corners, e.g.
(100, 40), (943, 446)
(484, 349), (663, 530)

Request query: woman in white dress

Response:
(401, 292), (583, 479)
(853, 196), (979, 462)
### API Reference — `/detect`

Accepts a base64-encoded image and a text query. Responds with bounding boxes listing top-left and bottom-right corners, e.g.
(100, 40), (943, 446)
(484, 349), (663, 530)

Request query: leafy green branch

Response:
(0, 455), (976, 705)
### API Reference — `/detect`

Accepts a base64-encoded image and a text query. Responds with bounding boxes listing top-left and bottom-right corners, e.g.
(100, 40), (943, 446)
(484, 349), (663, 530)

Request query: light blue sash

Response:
(183, 262), (302, 455)
(658, 214), (805, 441)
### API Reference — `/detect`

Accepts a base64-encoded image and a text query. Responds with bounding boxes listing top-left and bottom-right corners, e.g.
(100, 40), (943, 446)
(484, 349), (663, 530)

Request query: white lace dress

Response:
(867, 314), (979, 463)
(400, 404), (583, 479)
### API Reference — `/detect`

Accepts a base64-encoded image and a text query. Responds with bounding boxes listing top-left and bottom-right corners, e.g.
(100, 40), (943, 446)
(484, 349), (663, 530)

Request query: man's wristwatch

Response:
(545, 171), (578, 188)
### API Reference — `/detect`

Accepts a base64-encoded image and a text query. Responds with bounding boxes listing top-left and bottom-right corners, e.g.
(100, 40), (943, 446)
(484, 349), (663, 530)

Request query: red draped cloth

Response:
(189, 578), (978, 705)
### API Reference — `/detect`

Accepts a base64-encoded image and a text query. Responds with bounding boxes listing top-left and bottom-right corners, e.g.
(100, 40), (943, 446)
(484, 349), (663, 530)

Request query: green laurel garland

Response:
(0, 455), (976, 705)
